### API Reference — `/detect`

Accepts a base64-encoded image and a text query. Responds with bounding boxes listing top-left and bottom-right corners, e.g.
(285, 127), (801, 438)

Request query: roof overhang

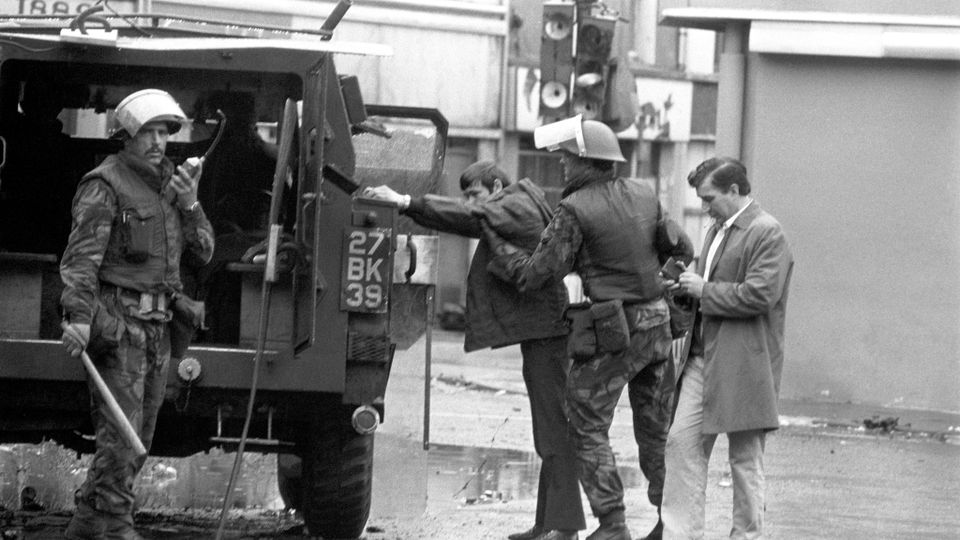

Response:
(661, 8), (960, 60)
(0, 32), (393, 57)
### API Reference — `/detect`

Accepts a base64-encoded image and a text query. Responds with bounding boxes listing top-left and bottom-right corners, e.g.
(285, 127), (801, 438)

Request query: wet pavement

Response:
(1, 329), (959, 538)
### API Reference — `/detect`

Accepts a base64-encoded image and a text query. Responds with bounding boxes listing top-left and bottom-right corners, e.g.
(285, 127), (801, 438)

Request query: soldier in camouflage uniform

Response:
(60, 89), (214, 540)
(484, 117), (692, 540)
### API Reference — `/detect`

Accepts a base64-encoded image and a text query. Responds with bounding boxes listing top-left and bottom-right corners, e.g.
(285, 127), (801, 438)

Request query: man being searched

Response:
(660, 157), (793, 539)
(60, 89), (215, 539)
(363, 161), (586, 540)
(483, 116), (693, 540)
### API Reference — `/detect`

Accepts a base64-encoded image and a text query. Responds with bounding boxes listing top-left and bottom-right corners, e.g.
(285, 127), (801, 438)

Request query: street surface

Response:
(1, 329), (958, 539)
(363, 330), (960, 539)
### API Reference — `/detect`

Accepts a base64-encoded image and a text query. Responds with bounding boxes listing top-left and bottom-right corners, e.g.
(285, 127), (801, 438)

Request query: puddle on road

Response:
(426, 443), (642, 509)
(1, 439), (643, 517)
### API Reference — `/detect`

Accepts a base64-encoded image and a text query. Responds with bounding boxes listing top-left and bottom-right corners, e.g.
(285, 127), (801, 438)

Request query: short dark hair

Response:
(459, 160), (512, 191)
(687, 156), (751, 195)
(585, 157), (615, 173)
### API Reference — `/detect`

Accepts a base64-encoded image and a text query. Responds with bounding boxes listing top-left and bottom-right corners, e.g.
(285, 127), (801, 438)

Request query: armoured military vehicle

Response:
(0, 7), (445, 538)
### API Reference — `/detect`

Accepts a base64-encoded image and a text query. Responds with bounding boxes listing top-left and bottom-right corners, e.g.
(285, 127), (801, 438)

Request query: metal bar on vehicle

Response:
(423, 284), (435, 450)
(320, 0), (353, 36)
(0, 12), (334, 38)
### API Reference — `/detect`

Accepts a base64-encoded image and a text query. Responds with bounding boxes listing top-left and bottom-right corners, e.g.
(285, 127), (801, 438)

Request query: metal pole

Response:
(423, 285), (435, 450)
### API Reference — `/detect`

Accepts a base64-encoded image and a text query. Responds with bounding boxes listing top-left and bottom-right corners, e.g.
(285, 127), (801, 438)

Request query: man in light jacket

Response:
(661, 157), (794, 539)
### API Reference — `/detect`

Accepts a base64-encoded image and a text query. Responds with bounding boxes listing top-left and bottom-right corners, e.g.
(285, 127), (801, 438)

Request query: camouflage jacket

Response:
(60, 151), (214, 324)
(487, 171), (692, 302)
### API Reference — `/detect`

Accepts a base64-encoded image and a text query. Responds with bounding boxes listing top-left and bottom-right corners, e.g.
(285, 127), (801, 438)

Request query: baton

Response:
(62, 323), (148, 457)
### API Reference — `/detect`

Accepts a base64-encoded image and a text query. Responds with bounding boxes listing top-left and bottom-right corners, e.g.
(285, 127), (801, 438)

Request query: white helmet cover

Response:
(114, 89), (187, 137)
(534, 115), (625, 162)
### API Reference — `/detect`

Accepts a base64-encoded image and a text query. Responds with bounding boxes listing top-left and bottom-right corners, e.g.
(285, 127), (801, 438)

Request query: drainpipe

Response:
(715, 22), (747, 159)
(498, 0), (511, 161)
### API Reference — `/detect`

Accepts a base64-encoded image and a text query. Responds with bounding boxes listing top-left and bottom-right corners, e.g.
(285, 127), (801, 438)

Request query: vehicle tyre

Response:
(299, 407), (375, 539)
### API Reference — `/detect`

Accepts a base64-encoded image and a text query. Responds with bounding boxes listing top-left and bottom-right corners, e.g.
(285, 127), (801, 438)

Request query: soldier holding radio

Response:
(60, 89), (214, 540)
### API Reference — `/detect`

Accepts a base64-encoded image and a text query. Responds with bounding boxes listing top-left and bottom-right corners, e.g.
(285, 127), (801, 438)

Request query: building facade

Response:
(662, 0), (960, 412)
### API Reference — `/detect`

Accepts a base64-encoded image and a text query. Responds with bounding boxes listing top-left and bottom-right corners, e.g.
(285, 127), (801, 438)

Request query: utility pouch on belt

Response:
(170, 294), (205, 359)
(565, 304), (596, 362)
(590, 299), (630, 353)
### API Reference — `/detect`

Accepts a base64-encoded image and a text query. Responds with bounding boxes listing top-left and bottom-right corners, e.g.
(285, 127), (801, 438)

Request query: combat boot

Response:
(104, 511), (144, 540)
(638, 518), (662, 540)
(585, 522), (631, 540)
(64, 501), (106, 540)
(639, 506), (663, 540)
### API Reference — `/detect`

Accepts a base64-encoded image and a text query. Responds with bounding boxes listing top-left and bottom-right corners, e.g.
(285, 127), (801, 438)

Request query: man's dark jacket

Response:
(404, 179), (568, 351)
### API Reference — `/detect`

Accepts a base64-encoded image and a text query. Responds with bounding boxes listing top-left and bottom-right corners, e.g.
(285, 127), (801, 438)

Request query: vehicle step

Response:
(210, 436), (295, 452)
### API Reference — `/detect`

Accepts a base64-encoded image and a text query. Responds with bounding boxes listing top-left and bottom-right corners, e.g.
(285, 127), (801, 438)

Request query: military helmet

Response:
(534, 115), (625, 162)
(113, 89), (186, 137)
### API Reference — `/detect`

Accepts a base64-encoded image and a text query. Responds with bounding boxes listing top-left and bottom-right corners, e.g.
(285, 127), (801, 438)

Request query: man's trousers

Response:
(662, 355), (767, 540)
(521, 336), (586, 532)
(565, 317), (674, 524)
(79, 294), (169, 519)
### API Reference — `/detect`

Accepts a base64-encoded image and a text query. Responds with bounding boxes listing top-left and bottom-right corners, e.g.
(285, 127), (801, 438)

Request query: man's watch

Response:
(182, 200), (201, 213)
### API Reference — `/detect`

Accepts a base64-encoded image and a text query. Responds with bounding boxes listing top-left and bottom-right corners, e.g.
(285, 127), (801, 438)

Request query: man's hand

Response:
(171, 157), (204, 209)
(662, 260), (706, 298)
(677, 268), (706, 299)
(362, 185), (408, 208)
(61, 323), (91, 358)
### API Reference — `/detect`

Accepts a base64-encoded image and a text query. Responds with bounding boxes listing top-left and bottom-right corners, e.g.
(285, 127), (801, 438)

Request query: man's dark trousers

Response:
(521, 336), (586, 531)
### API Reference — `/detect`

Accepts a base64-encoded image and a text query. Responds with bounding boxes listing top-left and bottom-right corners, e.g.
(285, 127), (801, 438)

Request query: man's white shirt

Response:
(703, 198), (752, 282)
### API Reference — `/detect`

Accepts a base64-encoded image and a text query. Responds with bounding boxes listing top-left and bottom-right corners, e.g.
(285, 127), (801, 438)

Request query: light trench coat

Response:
(682, 201), (794, 434)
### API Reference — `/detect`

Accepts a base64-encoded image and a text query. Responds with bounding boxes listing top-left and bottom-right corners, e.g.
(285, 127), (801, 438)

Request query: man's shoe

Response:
(585, 522), (632, 540)
(509, 525), (544, 540)
(532, 530), (579, 540)
(64, 502), (106, 540)
(639, 518), (662, 540)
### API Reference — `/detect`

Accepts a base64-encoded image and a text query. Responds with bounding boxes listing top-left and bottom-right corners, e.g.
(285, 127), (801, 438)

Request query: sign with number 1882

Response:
(340, 227), (392, 313)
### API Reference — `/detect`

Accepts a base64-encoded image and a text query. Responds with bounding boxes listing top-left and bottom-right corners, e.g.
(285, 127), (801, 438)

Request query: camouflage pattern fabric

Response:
(77, 290), (170, 516)
(488, 205), (582, 293)
(628, 347), (675, 507)
(484, 173), (683, 523)
(62, 153), (213, 522)
(61, 156), (215, 323)
(61, 179), (116, 323)
(564, 301), (673, 522)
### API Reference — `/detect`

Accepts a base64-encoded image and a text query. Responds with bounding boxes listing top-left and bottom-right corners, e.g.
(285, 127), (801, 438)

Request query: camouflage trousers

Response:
(565, 305), (675, 524)
(79, 291), (170, 517)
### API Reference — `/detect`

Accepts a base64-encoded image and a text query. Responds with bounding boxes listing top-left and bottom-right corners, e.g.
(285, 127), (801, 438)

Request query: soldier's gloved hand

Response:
(479, 218), (503, 248)
(479, 219), (519, 257)
(61, 323), (91, 358)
